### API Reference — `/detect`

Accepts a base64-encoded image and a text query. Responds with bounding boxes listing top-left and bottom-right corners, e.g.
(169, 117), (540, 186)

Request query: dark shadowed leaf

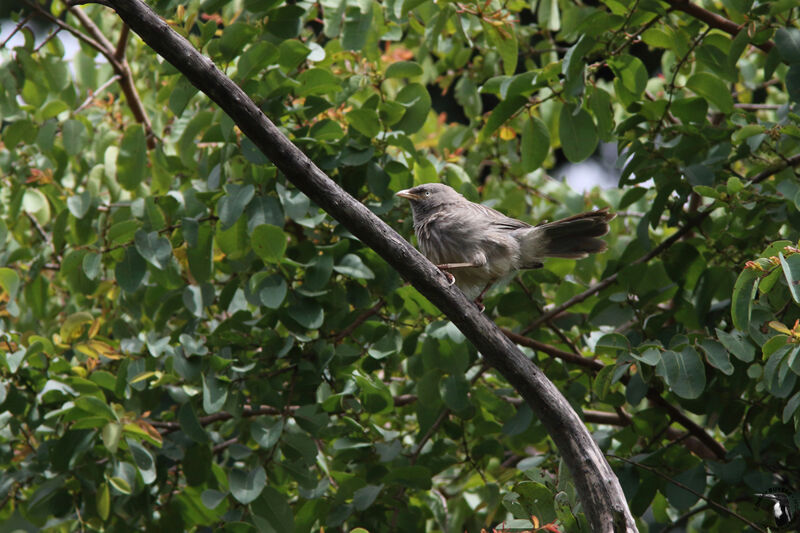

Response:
(521, 115), (550, 172)
(117, 125), (147, 191)
(655, 347), (706, 399)
(559, 104), (598, 162)
(229, 466), (266, 504)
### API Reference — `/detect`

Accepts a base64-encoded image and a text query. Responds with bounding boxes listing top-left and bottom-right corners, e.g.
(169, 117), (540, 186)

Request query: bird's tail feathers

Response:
(521, 208), (614, 262)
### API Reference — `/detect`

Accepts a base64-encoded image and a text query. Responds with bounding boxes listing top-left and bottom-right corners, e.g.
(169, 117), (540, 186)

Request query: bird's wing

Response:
(462, 201), (531, 230)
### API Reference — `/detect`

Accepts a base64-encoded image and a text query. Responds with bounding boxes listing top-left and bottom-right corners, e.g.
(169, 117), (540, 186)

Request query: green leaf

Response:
(779, 252), (800, 303)
(664, 465), (705, 510)
(126, 438), (156, 485)
(67, 190), (91, 219)
(252, 418), (283, 450)
(202, 373), (228, 414)
(96, 482), (110, 520)
(393, 83), (432, 134)
(296, 68), (341, 97)
(82, 253), (102, 280)
(287, 296), (324, 329)
(698, 339), (734, 375)
(368, 332), (400, 359)
(731, 268), (759, 330)
(537, 0), (560, 31)
(608, 55), (648, 107)
(515, 481), (557, 524)
(480, 95), (527, 142)
(62, 119), (87, 156)
(179, 403), (209, 443)
(229, 466), (266, 504)
(595, 333), (631, 355)
(520, 115), (550, 172)
(187, 224), (214, 283)
(656, 346), (706, 399)
(353, 484), (383, 511)
(117, 125), (147, 191)
(254, 274), (287, 309)
(75, 395), (116, 421)
(333, 253), (375, 279)
(732, 124), (765, 144)
(786, 64), (800, 104)
(251, 224), (288, 263)
(218, 184), (255, 230)
(0, 268), (20, 299)
(686, 72), (733, 113)
(252, 487), (294, 532)
(783, 390), (800, 423)
(342, 4), (373, 51)
(502, 404), (533, 436)
(716, 328), (755, 362)
(440, 374), (470, 412)
(354, 372), (394, 414)
(108, 476), (132, 495)
(115, 247), (147, 293)
(383, 465), (433, 489)
(134, 230), (172, 270)
(558, 104), (598, 162)
(775, 28), (800, 64)
(589, 86), (614, 141)
(385, 61), (423, 78)
(346, 108), (381, 138)
(483, 21), (518, 76)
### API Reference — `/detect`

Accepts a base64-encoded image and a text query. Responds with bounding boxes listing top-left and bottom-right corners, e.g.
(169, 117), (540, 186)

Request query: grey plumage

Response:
(396, 183), (614, 299)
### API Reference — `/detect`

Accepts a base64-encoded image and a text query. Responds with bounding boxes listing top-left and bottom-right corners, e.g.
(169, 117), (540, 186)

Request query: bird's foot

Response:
(439, 269), (456, 286)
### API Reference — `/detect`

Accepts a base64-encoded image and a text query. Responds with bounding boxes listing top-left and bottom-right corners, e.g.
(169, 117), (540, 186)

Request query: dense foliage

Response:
(1, 0), (800, 530)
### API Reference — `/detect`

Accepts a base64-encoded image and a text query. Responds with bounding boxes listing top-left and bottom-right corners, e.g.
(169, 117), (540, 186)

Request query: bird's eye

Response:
(424, 191), (431, 197)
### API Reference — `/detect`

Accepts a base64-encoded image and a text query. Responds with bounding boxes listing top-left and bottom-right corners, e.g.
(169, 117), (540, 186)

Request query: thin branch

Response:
(734, 103), (783, 110)
(67, 6), (156, 147)
(114, 22), (129, 60)
(23, 1), (156, 147)
(22, 1), (109, 57)
(0, 12), (34, 49)
(608, 455), (767, 532)
(330, 298), (385, 344)
(524, 211), (708, 333)
(663, 0), (774, 53)
(503, 329), (725, 459)
(34, 27), (63, 52)
(752, 152), (800, 183)
(75, 74), (121, 112)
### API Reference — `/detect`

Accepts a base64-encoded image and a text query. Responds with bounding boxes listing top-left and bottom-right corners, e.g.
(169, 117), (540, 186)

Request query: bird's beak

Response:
(396, 189), (420, 200)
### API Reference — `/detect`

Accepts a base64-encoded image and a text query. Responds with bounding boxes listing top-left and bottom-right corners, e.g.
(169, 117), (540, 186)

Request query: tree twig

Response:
(330, 298), (385, 344)
(663, 0), (773, 53)
(608, 454), (767, 532)
(502, 329), (726, 459)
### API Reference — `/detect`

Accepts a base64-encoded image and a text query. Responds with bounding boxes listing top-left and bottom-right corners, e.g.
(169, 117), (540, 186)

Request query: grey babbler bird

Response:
(396, 183), (614, 302)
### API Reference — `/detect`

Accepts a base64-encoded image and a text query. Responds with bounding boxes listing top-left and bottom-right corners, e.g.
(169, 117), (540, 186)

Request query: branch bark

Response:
(663, 0), (774, 53)
(503, 329), (727, 460)
(91, 0), (638, 530)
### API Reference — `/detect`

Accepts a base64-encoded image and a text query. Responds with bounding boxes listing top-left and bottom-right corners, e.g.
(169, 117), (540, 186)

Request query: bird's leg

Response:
(434, 261), (482, 287)
(474, 282), (493, 311)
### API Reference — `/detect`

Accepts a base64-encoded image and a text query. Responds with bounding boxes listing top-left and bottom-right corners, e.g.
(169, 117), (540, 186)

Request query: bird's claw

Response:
(440, 270), (456, 286)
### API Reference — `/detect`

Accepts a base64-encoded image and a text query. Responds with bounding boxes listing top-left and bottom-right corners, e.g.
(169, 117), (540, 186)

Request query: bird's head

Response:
(396, 183), (463, 217)
(396, 183), (464, 223)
